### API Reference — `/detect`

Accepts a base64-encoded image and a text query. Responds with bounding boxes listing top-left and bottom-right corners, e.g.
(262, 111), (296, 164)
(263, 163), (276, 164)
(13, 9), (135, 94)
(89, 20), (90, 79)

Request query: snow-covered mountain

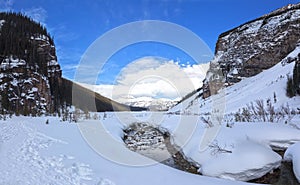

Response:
(170, 60), (300, 115)
(78, 83), (181, 111)
(171, 3), (300, 115)
(122, 96), (180, 111)
(203, 3), (300, 97)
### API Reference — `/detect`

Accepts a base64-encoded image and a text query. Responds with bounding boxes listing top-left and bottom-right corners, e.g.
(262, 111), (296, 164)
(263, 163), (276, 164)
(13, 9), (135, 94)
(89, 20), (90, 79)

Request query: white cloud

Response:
(79, 83), (114, 100)
(183, 63), (210, 88)
(0, 0), (14, 12)
(128, 77), (179, 99)
(81, 56), (209, 102)
(23, 7), (47, 25)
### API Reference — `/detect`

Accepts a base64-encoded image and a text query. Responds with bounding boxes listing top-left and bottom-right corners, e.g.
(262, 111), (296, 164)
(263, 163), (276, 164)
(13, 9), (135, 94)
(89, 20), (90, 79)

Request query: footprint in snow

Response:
(97, 178), (116, 185)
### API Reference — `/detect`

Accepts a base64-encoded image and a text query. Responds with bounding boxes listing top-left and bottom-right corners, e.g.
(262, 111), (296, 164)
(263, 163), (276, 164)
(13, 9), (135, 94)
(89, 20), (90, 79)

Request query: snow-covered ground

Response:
(156, 111), (300, 181)
(0, 116), (256, 185)
(1, 113), (300, 184)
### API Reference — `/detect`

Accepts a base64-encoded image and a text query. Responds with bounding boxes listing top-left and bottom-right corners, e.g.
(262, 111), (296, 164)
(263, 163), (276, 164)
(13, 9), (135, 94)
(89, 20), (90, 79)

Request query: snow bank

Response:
(284, 142), (300, 183)
(0, 116), (254, 185)
(161, 117), (300, 181)
(200, 140), (281, 181)
(225, 123), (300, 149)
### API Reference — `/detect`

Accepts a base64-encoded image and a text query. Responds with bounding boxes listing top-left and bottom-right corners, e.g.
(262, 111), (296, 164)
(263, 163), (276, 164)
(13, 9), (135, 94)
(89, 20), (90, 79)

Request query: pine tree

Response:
(293, 60), (300, 95)
(286, 61), (300, 97)
(286, 76), (295, 97)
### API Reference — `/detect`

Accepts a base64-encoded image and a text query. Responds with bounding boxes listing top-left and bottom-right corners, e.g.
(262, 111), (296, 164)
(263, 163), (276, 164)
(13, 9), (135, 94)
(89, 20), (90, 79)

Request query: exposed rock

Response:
(203, 3), (300, 98)
(0, 12), (63, 115)
(0, 12), (144, 115)
(123, 122), (198, 174)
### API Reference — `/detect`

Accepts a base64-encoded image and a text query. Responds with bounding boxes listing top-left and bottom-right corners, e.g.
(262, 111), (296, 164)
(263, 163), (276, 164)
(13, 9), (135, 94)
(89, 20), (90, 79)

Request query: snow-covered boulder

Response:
(284, 142), (300, 183)
(164, 120), (300, 182)
(199, 139), (281, 181)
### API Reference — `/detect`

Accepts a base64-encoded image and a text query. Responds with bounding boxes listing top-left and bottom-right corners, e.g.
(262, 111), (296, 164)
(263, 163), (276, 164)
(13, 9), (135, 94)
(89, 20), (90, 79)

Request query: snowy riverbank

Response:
(1, 114), (300, 184)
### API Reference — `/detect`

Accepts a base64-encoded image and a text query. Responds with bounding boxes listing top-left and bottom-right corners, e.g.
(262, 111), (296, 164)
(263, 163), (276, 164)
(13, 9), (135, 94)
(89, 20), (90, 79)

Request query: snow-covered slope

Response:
(171, 61), (300, 115)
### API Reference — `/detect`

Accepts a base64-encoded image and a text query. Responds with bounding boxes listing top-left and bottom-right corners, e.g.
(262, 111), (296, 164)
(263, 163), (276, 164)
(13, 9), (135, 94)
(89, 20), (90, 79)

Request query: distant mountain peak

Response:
(122, 96), (179, 111)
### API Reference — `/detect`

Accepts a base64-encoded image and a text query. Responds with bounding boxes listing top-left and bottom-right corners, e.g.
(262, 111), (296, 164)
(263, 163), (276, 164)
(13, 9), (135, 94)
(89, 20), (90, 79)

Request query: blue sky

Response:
(1, 0), (299, 85)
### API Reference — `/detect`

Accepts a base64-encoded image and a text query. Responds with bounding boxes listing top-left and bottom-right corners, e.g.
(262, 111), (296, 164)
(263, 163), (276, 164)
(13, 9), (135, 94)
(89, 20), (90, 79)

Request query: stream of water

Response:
(123, 122), (299, 185)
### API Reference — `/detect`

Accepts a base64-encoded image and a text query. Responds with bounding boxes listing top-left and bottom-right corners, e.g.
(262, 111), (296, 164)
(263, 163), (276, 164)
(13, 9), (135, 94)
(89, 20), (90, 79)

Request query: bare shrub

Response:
(209, 140), (232, 155)
(234, 99), (296, 123)
(200, 116), (213, 127)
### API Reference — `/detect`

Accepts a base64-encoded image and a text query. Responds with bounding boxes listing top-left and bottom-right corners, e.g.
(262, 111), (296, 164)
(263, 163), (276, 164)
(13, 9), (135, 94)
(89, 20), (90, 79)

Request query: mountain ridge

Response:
(203, 2), (300, 98)
(0, 12), (144, 115)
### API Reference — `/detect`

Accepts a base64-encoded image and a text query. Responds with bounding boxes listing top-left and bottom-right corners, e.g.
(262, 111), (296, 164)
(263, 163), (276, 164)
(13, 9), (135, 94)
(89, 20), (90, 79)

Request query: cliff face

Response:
(0, 12), (143, 115)
(203, 3), (300, 98)
(0, 12), (62, 115)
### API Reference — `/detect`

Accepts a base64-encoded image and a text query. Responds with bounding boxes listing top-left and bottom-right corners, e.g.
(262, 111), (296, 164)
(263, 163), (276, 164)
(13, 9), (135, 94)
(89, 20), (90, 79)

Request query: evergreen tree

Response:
(293, 60), (300, 95)
(286, 76), (295, 97)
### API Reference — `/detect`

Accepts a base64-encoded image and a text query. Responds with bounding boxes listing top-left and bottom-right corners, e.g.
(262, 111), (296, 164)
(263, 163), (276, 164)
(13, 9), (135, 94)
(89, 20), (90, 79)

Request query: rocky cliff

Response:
(203, 3), (300, 98)
(0, 12), (143, 115)
(0, 12), (62, 115)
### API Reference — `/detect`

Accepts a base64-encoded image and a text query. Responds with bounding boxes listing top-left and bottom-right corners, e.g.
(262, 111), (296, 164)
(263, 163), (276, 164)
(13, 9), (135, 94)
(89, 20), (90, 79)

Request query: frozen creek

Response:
(123, 122), (198, 174)
(123, 122), (300, 185)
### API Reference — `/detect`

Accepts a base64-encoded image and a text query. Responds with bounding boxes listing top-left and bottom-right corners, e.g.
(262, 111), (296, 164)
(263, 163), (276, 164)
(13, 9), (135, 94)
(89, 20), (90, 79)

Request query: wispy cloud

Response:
(62, 63), (79, 70)
(0, 2), (47, 25)
(0, 0), (14, 12)
(23, 7), (47, 25)
(57, 47), (82, 61)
